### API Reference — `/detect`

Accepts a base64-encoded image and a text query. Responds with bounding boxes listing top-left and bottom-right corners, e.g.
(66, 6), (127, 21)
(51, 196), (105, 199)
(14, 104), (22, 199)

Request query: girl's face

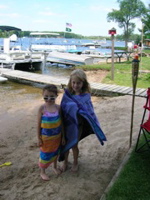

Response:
(43, 90), (57, 105)
(71, 76), (83, 95)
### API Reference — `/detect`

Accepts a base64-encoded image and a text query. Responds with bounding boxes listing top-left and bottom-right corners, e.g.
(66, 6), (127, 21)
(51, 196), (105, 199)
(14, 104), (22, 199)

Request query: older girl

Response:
(60, 69), (106, 172)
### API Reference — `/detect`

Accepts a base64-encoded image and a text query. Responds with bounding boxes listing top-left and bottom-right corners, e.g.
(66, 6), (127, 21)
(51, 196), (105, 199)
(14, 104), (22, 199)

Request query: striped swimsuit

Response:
(39, 106), (61, 169)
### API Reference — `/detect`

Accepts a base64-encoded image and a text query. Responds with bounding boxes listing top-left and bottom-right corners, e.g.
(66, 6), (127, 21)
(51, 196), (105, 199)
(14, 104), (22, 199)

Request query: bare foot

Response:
(40, 173), (50, 181)
(53, 167), (62, 175)
(71, 164), (79, 172)
(61, 163), (68, 172)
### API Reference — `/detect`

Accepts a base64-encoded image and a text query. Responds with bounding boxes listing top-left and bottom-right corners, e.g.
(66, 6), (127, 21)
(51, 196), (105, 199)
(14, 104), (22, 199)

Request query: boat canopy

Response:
(0, 26), (21, 31)
(30, 32), (60, 36)
(9, 34), (18, 41)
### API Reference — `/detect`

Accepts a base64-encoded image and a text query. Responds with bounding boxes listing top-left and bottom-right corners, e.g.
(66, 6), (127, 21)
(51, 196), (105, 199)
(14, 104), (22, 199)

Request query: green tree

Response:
(107, 0), (146, 47)
(141, 5), (150, 40)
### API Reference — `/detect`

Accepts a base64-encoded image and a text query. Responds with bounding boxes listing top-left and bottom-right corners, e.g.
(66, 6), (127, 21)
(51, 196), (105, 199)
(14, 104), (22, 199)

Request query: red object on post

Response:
(109, 27), (116, 35)
(134, 44), (138, 49)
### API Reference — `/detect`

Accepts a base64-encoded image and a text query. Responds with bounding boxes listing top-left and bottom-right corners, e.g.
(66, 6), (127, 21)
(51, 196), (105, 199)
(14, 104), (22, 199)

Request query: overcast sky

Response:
(0, 0), (148, 36)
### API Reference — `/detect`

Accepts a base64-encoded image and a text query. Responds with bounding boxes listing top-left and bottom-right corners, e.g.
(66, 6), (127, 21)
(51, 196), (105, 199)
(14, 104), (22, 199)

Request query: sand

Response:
(0, 70), (146, 200)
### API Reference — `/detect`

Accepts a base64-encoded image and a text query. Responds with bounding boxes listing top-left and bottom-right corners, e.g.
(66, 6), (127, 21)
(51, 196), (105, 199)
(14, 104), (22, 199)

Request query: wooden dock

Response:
(0, 68), (147, 98)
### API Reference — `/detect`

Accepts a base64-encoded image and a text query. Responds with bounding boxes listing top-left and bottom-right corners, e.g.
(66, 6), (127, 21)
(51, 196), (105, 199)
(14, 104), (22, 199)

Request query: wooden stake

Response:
(111, 34), (115, 80)
(129, 55), (139, 148)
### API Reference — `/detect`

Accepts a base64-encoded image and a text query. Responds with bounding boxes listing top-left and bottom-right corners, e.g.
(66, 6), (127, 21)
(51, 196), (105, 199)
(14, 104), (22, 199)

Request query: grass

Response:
(79, 56), (150, 89)
(105, 134), (150, 200)
(105, 151), (150, 200)
(143, 49), (150, 54)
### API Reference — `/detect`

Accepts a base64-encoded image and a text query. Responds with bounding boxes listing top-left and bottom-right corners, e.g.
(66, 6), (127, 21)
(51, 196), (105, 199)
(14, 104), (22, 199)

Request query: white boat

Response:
(0, 37), (45, 70)
(81, 38), (107, 48)
(0, 27), (45, 70)
(30, 44), (77, 52)
(30, 32), (59, 52)
(46, 52), (94, 66)
(0, 76), (8, 83)
(29, 32), (77, 53)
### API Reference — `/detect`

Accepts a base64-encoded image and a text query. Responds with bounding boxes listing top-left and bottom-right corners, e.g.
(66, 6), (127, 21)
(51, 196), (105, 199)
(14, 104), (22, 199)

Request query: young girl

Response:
(59, 69), (106, 172)
(37, 84), (62, 180)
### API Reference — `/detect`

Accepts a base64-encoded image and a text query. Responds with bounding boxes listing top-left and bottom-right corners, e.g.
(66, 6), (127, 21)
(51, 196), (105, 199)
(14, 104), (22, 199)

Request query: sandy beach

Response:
(0, 71), (145, 200)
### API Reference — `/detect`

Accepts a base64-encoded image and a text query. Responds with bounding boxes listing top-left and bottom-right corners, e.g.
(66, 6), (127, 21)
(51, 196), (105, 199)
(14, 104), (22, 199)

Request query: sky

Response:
(0, 0), (149, 36)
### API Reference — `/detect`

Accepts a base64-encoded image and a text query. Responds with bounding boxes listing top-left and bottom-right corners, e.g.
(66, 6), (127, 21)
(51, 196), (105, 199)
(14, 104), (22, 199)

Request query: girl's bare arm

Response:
(37, 105), (43, 146)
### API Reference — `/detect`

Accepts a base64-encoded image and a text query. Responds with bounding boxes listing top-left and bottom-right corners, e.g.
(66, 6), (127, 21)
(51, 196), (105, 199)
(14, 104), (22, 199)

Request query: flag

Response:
(66, 27), (72, 32)
(66, 23), (72, 27)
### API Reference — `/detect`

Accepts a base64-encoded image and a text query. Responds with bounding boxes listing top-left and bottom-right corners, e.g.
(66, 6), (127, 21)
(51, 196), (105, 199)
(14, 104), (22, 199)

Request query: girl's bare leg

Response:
(53, 158), (61, 175)
(61, 150), (69, 172)
(71, 144), (79, 172)
(40, 168), (50, 181)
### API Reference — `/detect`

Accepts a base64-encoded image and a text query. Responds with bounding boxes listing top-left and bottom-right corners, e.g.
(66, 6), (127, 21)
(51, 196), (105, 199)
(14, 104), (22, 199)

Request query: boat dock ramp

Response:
(47, 52), (94, 66)
(0, 68), (147, 97)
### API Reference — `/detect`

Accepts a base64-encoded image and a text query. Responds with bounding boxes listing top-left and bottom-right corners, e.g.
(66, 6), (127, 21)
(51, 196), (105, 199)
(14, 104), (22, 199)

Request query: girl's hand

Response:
(37, 138), (43, 147)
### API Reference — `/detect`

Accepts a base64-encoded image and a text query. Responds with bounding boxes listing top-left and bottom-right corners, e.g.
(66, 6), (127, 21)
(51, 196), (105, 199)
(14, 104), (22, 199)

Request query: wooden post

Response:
(111, 34), (115, 80)
(129, 55), (140, 148)
(108, 27), (116, 80)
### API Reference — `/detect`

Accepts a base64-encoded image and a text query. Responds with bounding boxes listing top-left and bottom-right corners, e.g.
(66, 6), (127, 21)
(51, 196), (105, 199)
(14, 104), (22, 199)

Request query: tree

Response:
(107, 0), (147, 47)
(141, 5), (150, 39)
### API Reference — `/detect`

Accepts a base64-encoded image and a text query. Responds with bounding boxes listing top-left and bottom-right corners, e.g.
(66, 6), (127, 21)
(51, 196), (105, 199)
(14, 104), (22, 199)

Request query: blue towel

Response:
(59, 89), (106, 161)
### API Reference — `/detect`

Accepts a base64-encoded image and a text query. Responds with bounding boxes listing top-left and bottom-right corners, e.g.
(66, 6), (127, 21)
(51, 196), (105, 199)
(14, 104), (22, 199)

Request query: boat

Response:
(80, 38), (107, 48)
(0, 26), (45, 71)
(30, 32), (62, 52)
(67, 49), (83, 55)
(29, 32), (77, 53)
(80, 42), (99, 48)
(82, 49), (102, 55)
(30, 32), (60, 52)
(0, 75), (8, 83)
(46, 52), (94, 66)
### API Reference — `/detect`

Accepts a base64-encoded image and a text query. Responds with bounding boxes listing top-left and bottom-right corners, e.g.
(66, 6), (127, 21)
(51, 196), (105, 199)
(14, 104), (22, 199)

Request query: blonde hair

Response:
(67, 69), (91, 94)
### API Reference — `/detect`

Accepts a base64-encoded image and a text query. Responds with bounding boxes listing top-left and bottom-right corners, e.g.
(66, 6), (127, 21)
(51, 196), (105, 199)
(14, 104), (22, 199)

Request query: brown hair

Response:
(67, 69), (91, 94)
(43, 84), (58, 95)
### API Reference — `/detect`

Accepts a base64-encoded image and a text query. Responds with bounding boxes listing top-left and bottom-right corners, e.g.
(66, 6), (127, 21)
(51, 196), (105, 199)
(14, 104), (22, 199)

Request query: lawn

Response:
(80, 56), (150, 89)
(105, 144), (150, 200)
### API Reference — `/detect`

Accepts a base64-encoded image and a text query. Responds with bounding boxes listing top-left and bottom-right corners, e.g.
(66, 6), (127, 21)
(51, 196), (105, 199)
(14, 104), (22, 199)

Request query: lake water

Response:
(37, 63), (72, 78)
(0, 37), (125, 54)
(0, 80), (42, 114)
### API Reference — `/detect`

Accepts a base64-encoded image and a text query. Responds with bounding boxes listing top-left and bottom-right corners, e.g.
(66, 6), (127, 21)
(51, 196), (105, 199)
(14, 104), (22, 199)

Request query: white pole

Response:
(4, 38), (10, 53)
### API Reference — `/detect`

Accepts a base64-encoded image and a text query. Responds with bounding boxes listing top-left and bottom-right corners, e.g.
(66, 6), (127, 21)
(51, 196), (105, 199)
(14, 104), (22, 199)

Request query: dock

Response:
(0, 68), (147, 98)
